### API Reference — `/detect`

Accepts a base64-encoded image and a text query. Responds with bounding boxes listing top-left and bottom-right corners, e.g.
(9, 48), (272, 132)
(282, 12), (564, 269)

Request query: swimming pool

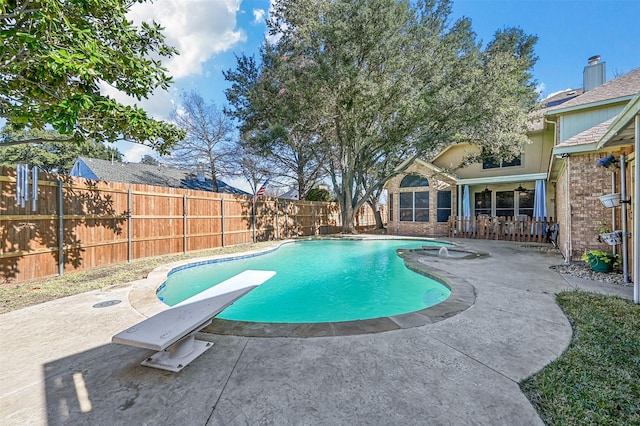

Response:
(157, 239), (451, 323)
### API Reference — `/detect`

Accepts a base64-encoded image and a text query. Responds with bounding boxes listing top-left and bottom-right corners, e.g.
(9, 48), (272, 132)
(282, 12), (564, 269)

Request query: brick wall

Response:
(562, 150), (630, 260)
(555, 164), (569, 258)
(386, 163), (457, 236)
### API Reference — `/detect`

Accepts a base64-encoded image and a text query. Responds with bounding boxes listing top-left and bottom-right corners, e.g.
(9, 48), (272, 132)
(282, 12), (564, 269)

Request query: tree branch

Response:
(1, 137), (75, 146)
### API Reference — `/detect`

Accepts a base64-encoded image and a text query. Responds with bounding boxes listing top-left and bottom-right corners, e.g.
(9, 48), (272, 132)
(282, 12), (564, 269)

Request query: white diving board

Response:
(113, 270), (275, 372)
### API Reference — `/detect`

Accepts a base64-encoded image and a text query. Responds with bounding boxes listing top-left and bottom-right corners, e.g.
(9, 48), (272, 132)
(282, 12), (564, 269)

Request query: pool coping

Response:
(127, 235), (477, 337)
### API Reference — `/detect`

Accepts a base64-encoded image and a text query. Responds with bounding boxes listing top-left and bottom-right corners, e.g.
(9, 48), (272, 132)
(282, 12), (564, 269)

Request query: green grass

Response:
(521, 291), (640, 425)
(0, 242), (276, 315)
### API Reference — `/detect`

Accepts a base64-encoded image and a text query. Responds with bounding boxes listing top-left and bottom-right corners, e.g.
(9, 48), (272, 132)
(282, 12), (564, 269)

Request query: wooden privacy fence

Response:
(0, 167), (380, 283)
(447, 215), (557, 244)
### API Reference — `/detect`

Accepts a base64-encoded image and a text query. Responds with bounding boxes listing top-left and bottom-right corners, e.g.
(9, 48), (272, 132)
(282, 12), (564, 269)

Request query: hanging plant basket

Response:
(600, 230), (623, 246)
(599, 193), (621, 208)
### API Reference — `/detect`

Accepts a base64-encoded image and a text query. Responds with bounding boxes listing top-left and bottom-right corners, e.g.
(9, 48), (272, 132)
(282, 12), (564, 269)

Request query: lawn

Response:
(521, 291), (640, 425)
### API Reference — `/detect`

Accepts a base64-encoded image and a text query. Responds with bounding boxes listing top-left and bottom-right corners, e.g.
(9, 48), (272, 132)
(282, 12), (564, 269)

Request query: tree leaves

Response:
(1, 0), (183, 153)
(225, 0), (539, 231)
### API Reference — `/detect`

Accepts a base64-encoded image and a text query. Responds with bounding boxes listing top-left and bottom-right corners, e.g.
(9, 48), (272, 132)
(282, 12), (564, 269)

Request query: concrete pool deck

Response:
(0, 239), (634, 425)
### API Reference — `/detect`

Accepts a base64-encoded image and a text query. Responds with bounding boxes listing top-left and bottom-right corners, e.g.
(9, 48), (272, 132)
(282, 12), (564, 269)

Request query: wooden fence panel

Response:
(1, 166), (383, 283)
(448, 216), (556, 244)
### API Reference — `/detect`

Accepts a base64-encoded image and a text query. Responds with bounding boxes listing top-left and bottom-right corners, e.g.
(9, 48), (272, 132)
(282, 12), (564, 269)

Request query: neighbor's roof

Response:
(75, 157), (248, 194)
(546, 67), (640, 114)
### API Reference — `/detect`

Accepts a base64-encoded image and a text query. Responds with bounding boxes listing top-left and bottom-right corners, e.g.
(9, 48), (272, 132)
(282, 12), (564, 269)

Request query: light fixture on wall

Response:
(514, 184), (527, 194)
(596, 154), (619, 168)
(482, 186), (491, 194)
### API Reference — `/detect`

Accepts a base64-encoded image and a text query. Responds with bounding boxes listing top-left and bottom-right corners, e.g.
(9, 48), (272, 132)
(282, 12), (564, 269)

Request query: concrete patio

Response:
(0, 239), (633, 425)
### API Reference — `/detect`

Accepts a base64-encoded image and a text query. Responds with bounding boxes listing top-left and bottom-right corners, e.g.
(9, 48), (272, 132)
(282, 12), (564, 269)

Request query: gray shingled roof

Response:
(547, 67), (640, 112)
(529, 88), (584, 132)
(77, 157), (248, 194)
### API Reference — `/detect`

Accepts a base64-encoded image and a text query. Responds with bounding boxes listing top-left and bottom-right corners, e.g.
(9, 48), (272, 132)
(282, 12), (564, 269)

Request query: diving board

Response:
(113, 270), (275, 372)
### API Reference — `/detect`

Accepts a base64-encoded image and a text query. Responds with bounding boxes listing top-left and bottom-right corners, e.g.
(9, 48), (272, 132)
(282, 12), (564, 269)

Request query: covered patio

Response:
(596, 92), (640, 303)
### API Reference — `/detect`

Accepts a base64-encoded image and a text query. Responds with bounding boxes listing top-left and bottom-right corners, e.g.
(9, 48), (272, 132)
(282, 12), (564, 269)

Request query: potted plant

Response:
(594, 216), (622, 246)
(581, 250), (620, 273)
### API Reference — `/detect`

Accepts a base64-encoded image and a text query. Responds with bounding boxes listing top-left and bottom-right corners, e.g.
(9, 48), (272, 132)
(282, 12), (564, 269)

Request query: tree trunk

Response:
(337, 180), (357, 233)
(367, 200), (384, 230)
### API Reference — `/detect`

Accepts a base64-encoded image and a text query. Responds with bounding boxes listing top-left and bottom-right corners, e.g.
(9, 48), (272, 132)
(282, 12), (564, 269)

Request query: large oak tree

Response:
(1, 0), (184, 152)
(225, 0), (539, 232)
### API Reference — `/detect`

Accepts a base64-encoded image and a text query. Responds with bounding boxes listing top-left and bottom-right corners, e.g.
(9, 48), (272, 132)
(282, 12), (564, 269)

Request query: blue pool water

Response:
(157, 239), (451, 323)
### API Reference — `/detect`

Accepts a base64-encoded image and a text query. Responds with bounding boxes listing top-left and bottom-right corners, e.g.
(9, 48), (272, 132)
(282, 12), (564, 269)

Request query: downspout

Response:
(620, 154), (629, 283)
(547, 116), (573, 260)
(634, 114), (640, 304)
(567, 157), (572, 261)
(612, 170), (617, 256)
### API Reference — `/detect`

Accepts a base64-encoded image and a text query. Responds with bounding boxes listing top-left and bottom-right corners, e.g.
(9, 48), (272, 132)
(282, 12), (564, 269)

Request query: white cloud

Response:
(253, 9), (266, 25)
(98, 1), (247, 122)
(100, 82), (178, 121)
(114, 141), (157, 163)
(129, 0), (246, 79)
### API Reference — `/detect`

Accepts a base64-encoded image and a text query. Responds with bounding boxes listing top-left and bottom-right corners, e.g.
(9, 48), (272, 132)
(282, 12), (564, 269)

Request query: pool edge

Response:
(126, 235), (476, 336)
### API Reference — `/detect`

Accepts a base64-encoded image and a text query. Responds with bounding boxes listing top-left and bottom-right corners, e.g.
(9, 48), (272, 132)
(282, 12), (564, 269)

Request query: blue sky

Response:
(115, 0), (640, 165)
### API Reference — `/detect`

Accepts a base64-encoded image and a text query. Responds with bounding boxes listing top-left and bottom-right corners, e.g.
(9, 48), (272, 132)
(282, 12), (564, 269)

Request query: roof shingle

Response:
(548, 67), (640, 112)
(75, 157), (248, 194)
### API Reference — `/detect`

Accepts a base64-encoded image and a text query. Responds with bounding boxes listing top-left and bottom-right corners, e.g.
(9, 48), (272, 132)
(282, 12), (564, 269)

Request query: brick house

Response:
(386, 159), (457, 236)
(546, 65), (640, 263)
(388, 58), (640, 287)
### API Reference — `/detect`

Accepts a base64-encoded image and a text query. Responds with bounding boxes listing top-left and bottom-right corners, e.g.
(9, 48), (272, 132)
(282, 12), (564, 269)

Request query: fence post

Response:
(58, 180), (64, 276)
(127, 189), (132, 262)
(221, 198), (225, 247)
(284, 201), (289, 237)
(183, 194), (187, 253)
(252, 199), (256, 243)
(312, 202), (316, 235)
(275, 199), (279, 240)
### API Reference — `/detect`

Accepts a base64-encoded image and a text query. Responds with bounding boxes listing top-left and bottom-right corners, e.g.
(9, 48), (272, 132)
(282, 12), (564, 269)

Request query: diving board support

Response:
(113, 270), (276, 372)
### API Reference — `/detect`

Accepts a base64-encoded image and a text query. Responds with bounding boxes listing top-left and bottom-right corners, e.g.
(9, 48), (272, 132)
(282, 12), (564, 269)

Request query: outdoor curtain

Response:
(533, 179), (547, 219)
(462, 184), (472, 231)
(533, 179), (547, 236)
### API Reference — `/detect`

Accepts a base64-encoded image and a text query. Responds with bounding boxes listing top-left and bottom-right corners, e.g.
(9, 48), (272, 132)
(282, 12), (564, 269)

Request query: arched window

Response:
(400, 174), (429, 188)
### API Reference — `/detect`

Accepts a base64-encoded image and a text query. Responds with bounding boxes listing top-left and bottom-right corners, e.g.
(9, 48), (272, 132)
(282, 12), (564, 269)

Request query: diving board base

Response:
(141, 331), (213, 372)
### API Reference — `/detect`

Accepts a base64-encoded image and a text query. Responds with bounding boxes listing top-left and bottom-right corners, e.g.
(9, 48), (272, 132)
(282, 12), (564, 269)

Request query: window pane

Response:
(437, 191), (452, 223)
(496, 191), (514, 217)
(399, 192), (413, 208)
(503, 156), (522, 167)
(482, 154), (522, 169)
(414, 191), (429, 208)
(400, 174), (429, 188)
(474, 191), (491, 216)
(437, 208), (451, 223)
(399, 209), (413, 221)
(519, 190), (535, 217)
(482, 157), (500, 169)
(415, 208), (429, 222)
